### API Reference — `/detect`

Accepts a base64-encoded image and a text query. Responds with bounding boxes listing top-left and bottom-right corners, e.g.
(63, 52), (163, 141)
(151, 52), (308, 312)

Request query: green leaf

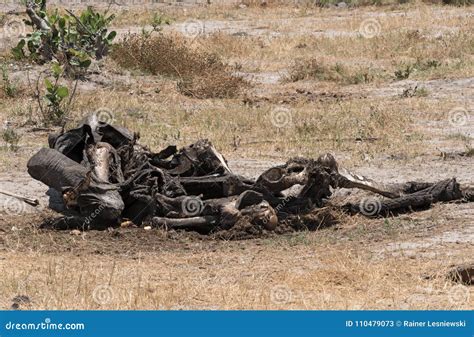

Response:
(79, 59), (92, 68)
(67, 48), (81, 57)
(17, 39), (26, 49)
(69, 58), (80, 66)
(43, 95), (53, 105)
(107, 31), (117, 41)
(44, 78), (53, 91)
(11, 47), (24, 60)
(57, 86), (69, 98)
(51, 63), (62, 77)
(58, 18), (66, 29)
(11, 40), (26, 59)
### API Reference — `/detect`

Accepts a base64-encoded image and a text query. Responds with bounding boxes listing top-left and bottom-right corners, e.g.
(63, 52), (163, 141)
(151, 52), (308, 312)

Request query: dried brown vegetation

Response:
(112, 33), (248, 98)
(286, 59), (376, 84)
(0, 2), (472, 311)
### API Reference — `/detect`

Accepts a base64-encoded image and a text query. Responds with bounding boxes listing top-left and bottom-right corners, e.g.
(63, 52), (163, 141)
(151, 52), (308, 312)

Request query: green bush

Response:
(38, 63), (75, 126)
(2, 128), (21, 151)
(12, 1), (116, 76)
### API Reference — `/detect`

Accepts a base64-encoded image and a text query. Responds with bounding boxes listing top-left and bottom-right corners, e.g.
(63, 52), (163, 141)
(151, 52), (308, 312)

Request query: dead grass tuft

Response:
(111, 33), (248, 98)
(286, 58), (376, 84)
(177, 73), (248, 99)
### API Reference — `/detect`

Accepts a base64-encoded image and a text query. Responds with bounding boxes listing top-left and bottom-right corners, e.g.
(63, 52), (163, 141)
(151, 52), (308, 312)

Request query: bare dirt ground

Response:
(0, 1), (472, 310)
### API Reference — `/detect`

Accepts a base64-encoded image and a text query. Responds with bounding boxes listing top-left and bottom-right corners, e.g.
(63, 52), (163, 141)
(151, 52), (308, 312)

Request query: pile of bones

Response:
(27, 116), (473, 234)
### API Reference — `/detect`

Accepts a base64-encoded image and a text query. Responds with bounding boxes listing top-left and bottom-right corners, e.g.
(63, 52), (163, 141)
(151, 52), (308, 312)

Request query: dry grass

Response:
(197, 23), (473, 79)
(109, 0), (474, 29)
(0, 226), (472, 310)
(0, 5), (470, 164)
(51, 90), (416, 161)
(286, 59), (376, 84)
(0, 3), (472, 311)
(111, 33), (248, 98)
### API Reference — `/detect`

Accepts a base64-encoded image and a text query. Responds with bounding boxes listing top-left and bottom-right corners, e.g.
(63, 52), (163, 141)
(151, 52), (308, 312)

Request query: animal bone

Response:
(0, 190), (39, 207)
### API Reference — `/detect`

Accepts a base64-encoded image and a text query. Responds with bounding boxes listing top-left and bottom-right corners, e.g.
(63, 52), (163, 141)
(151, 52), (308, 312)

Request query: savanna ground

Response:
(0, 0), (473, 310)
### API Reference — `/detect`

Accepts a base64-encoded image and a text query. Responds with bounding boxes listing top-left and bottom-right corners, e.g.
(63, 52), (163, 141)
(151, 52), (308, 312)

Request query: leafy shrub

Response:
(37, 63), (76, 126)
(12, 1), (116, 75)
(141, 12), (172, 37)
(151, 12), (172, 32)
(1, 64), (17, 98)
(2, 128), (21, 151)
(112, 33), (247, 98)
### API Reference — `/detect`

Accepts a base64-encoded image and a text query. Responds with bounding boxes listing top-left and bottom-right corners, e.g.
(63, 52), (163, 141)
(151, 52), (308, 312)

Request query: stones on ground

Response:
(70, 229), (82, 236)
(120, 220), (135, 228)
